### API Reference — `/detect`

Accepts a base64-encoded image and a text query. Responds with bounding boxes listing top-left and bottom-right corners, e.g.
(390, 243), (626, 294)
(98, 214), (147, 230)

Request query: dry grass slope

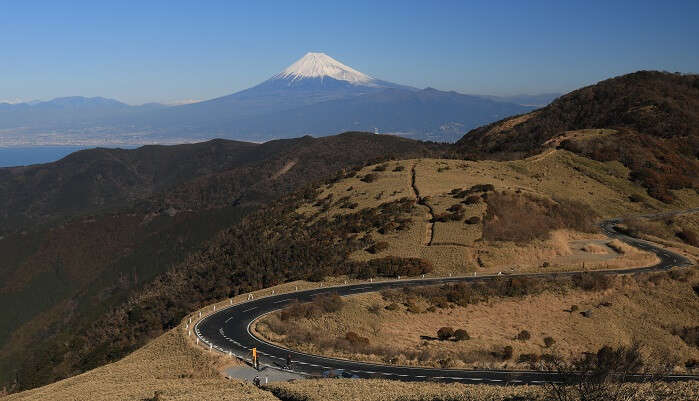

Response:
(0, 328), (275, 401)
(269, 378), (699, 401)
(297, 152), (694, 275)
(256, 269), (699, 371)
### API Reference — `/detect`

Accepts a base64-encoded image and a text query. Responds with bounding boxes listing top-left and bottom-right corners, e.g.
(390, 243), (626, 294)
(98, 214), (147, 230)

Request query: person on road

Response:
(252, 347), (259, 370)
(286, 353), (292, 370)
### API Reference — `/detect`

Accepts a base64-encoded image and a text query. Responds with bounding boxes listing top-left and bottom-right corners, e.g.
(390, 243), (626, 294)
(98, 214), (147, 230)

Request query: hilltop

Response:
(457, 71), (699, 202)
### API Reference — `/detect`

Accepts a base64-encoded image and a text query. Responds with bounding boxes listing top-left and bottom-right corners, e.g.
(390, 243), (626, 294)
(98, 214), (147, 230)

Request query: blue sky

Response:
(1, 0), (698, 104)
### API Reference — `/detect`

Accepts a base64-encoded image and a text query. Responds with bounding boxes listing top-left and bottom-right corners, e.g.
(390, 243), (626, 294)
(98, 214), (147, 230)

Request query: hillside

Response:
(4, 279), (697, 401)
(0, 133), (444, 235)
(296, 152), (697, 275)
(0, 132), (446, 392)
(456, 71), (699, 202)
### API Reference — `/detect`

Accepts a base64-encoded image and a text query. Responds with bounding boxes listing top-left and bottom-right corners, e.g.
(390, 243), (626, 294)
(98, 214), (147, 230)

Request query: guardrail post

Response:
(397, 275), (400, 279)
(188, 330), (191, 337)
(230, 299), (233, 305)
(422, 274), (425, 278)
(199, 311), (202, 318)
(209, 344), (212, 352)
(272, 290), (275, 294)
(196, 338), (199, 345)
(295, 286), (298, 291)
(213, 305), (216, 312)
(370, 278), (373, 283)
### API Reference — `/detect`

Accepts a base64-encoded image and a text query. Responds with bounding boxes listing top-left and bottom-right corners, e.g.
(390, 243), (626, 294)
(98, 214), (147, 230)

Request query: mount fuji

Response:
(2, 53), (537, 144)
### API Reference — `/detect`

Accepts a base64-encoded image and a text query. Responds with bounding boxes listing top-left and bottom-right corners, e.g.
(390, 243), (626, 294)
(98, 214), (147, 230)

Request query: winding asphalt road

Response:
(196, 213), (697, 384)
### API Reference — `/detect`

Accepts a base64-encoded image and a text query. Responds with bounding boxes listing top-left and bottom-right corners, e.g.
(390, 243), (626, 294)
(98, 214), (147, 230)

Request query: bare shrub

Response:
(538, 343), (673, 401)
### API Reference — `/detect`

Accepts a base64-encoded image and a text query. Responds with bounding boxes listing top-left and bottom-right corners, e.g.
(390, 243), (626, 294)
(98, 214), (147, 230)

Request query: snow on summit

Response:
(276, 52), (373, 84)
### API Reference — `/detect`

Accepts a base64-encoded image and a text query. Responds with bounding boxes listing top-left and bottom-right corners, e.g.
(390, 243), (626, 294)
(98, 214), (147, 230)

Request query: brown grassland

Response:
(268, 379), (698, 401)
(296, 151), (697, 275)
(3, 274), (698, 401)
(256, 268), (699, 372)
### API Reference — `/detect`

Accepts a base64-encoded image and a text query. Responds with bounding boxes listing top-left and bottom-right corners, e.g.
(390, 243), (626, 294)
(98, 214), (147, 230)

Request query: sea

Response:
(0, 146), (136, 168)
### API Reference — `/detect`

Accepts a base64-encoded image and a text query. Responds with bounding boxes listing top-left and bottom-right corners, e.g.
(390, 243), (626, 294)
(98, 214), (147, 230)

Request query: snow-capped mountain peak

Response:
(275, 52), (373, 84)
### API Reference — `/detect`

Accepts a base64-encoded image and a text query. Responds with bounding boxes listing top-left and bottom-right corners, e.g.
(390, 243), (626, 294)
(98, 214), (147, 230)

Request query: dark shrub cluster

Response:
(366, 241), (389, 254)
(572, 272), (611, 291)
(361, 173), (378, 183)
(437, 327), (455, 340)
(451, 183), (495, 199)
(280, 294), (344, 321)
(676, 229), (699, 247)
(672, 326), (699, 347)
(516, 330), (531, 341)
(482, 191), (597, 243)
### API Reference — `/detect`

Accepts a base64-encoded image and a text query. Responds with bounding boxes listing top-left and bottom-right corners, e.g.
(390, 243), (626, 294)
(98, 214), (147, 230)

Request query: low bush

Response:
(516, 330), (531, 341)
(373, 164), (388, 172)
(628, 194), (644, 202)
(384, 303), (399, 311)
(392, 165), (405, 172)
(280, 293), (344, 321)
(437, 327), (455, 340)
(462, 195), (481, 205)
(544, 336), (556, 348)
(366, 241), (389, 254)
(676, 229), (699, 247)
(345, 331), (370, 347)
(673, 326), (699, 347)
(361, 173), (378, 183)
(465, 216), (481, 224)
(503, 345), (514, 360)
(517, 353), (539, 363)
(572, 272), (611, 291)
(454, 329), (470, 341)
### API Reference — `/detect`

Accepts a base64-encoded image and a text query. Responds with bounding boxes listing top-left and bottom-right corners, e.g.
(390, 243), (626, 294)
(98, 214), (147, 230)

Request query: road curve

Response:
(196, 214), (697, 385)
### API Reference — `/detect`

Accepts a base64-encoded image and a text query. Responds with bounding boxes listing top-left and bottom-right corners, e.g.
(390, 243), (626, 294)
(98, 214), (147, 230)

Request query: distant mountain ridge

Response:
(1, 52), (538, 143)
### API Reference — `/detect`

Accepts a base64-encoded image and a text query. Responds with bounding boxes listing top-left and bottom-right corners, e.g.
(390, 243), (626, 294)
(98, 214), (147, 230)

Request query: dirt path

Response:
(410, 164), (435, 246)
